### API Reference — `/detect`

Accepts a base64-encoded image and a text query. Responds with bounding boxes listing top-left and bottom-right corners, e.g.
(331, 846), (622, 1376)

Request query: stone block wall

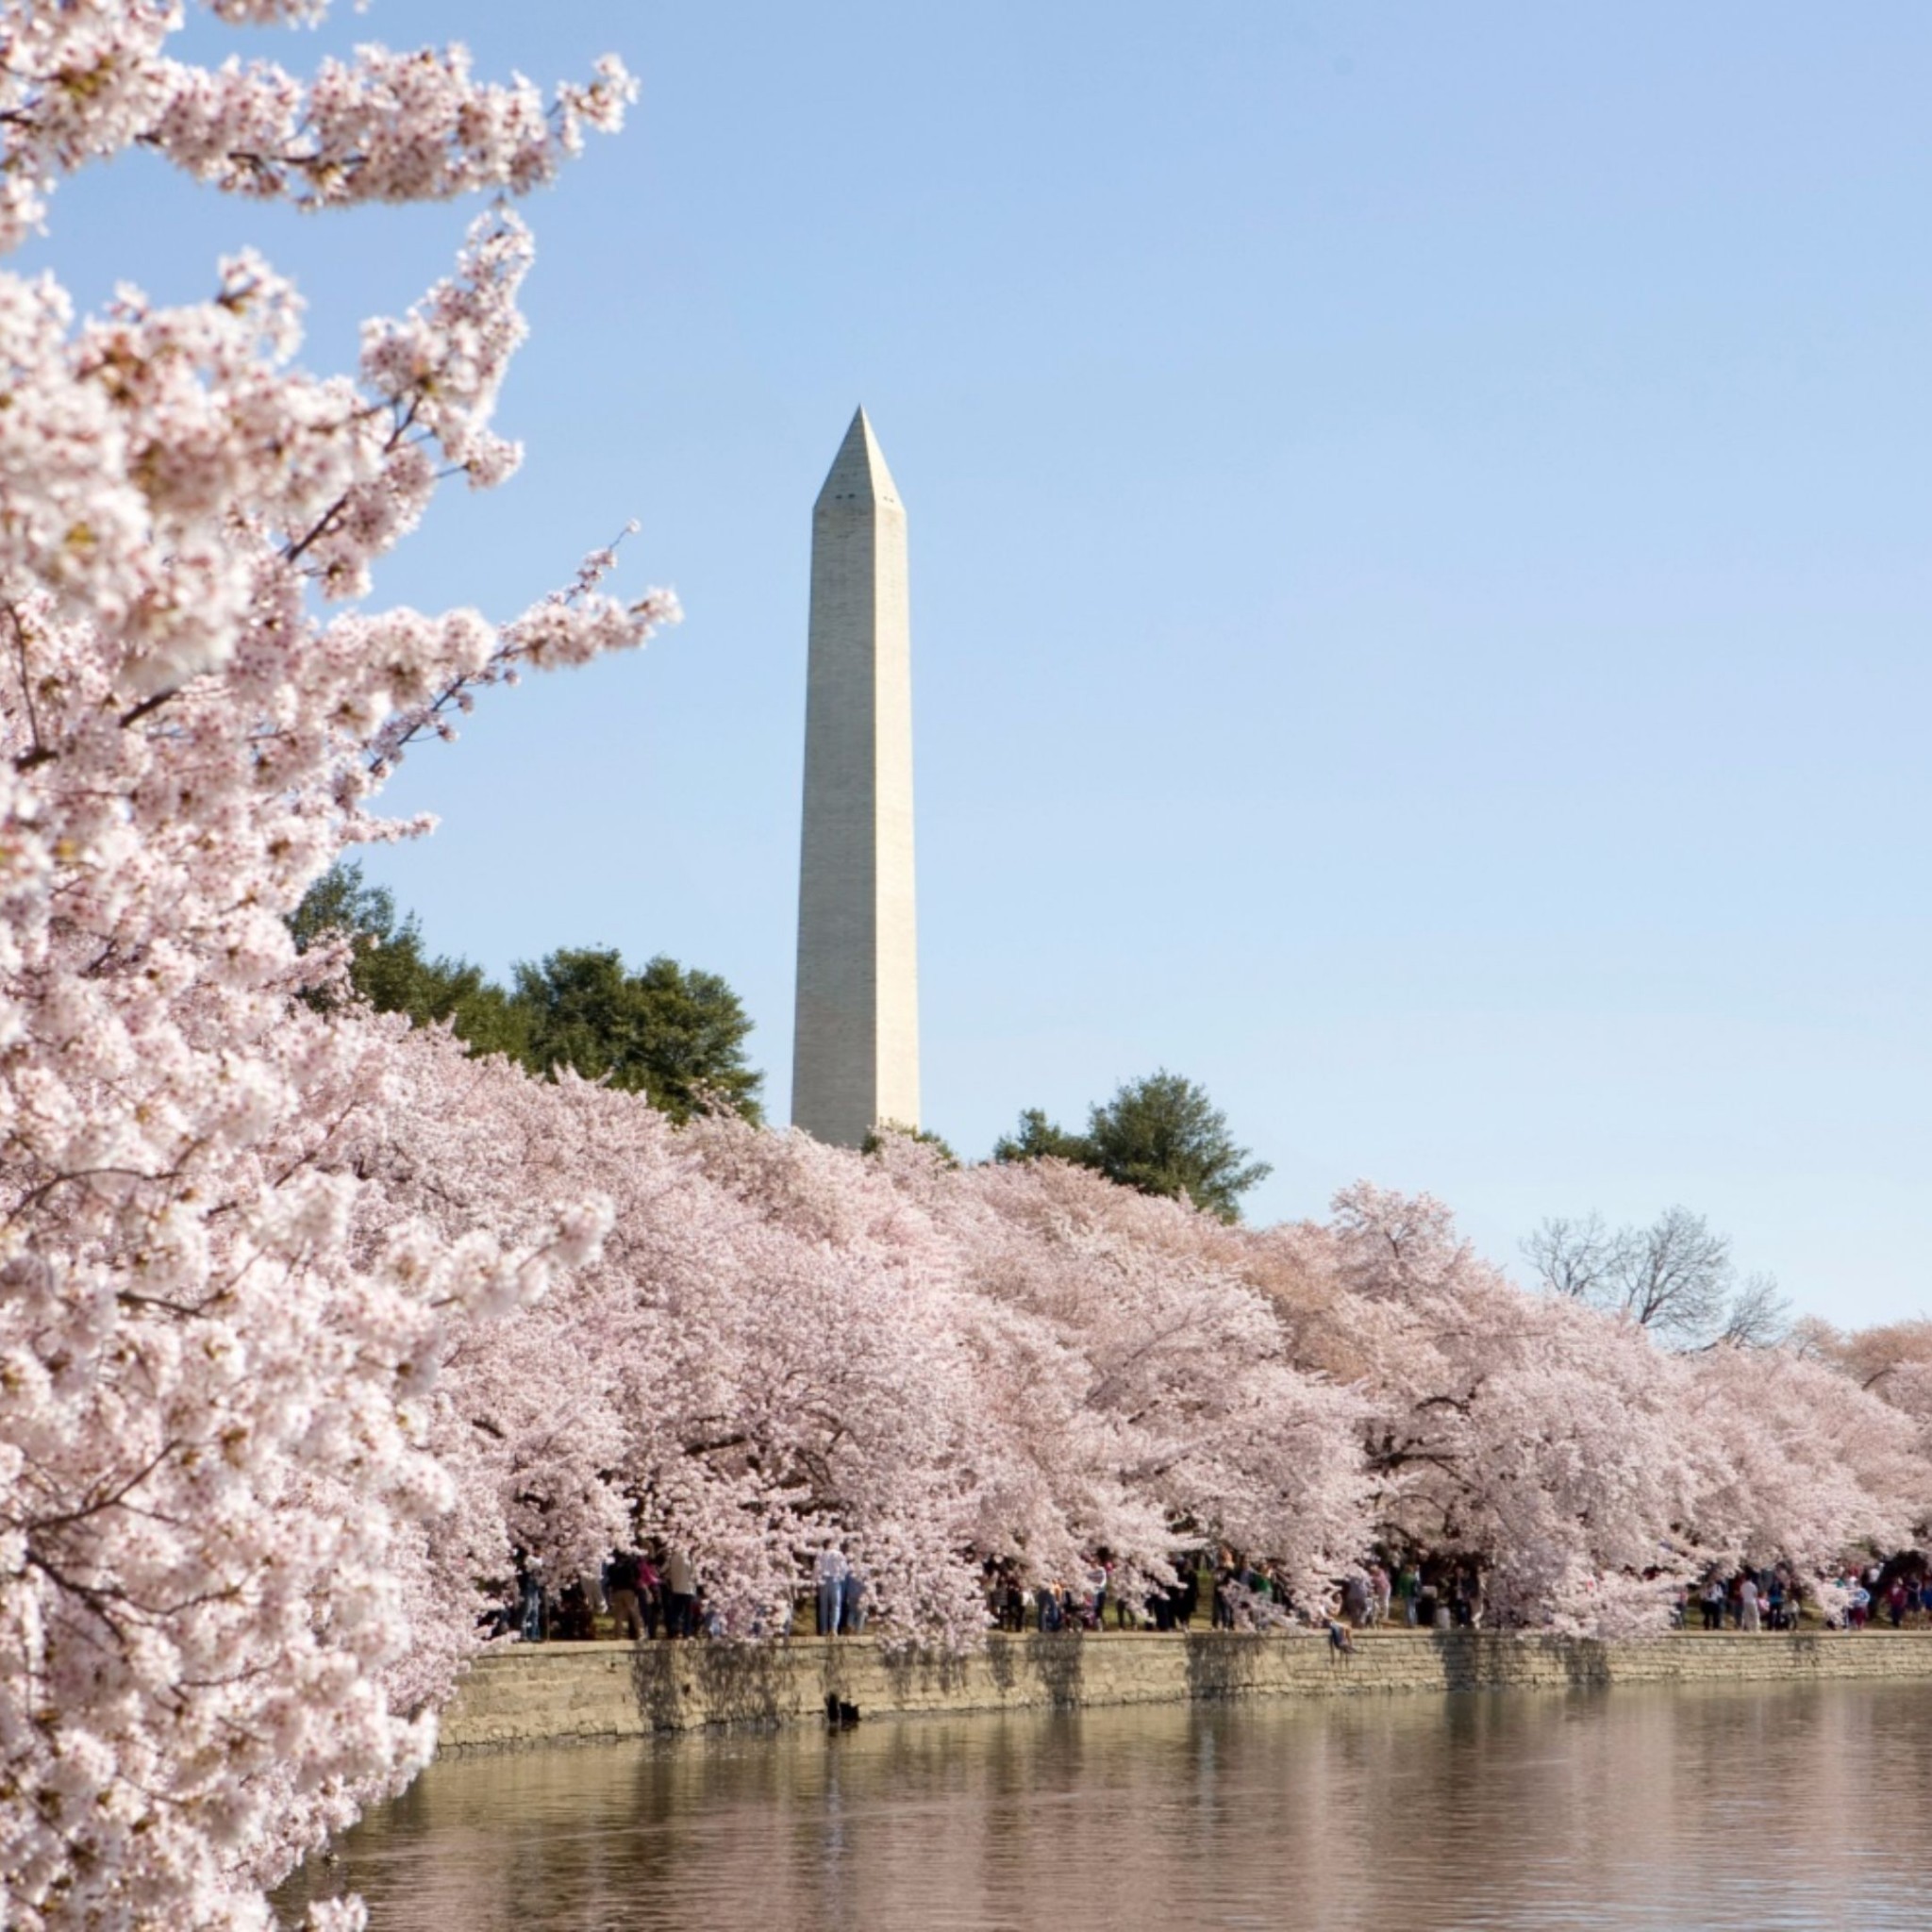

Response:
(433, 1628), (1932, 1756)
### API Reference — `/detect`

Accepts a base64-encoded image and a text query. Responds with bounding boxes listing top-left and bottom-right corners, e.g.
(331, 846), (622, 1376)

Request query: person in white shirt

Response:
(816, 1543), (848, 1636)
(663, 1546), (696, 1639)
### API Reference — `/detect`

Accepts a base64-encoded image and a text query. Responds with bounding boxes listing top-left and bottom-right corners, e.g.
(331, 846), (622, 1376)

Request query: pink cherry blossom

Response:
(0, 5), (655, 1926)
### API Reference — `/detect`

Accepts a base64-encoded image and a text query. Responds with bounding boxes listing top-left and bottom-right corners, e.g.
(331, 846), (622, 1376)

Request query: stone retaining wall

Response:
(434, 1628), (1932, 1756)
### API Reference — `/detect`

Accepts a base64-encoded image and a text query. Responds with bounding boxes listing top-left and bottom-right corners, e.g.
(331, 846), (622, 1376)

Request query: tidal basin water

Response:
(293, 1681), (1932, 1929)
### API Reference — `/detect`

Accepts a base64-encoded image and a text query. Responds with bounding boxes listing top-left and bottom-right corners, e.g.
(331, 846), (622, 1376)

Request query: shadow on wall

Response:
(876, 1641), (978, 1705)
(627, 1632), (1097, 1731)
(1548, 1633), (1611, 1690)
(630, 1641), (794, 1732)
(1018, 1632), (1086, 1708)
(1182, 1632), (1269, 1702)
(865, 1633), (1085, 1709)
(1418, 1629), (1611, 1690)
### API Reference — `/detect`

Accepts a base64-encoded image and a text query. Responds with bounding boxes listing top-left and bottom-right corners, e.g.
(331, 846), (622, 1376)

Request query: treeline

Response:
(294, 863), (1288, 1225)
(290, 862), (765, 1124)
(296, 868), (1783, 1323)
(376, 1035), (1932, 1673)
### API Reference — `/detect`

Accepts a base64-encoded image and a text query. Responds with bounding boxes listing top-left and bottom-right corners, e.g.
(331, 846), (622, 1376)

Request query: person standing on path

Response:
(1341, 1571), (1370, 1628)
(816, 1542), (848, 1636)
(605, 1548), (644, 1641)
(637, 1552), (662, 1640)
(841, 1550), (867, 1635)
(1368, 1562), (1391, 1627)
(664, 1546), (696, 1639)
(517, 1559), (544, 1643)
(1395, 1562), (1420, 1626)
(1739, 1575), (1761, 1631)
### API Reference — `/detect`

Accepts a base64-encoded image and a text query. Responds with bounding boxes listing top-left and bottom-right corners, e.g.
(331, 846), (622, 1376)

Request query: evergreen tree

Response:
(288, 862), (525, 1054)
(994, 1070), (1270, 1223)
(509, 947), (763, 1124)
(991, 1107), (1092, 1166)
(288, 866), (762, 1123)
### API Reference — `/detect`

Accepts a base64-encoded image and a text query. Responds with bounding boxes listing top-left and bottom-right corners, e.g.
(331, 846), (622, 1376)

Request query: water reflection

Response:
(290, 1682), (1932, 1929)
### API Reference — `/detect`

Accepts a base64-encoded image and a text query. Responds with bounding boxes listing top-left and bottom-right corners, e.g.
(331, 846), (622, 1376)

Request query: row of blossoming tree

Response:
(2, 6), (1929, 1929)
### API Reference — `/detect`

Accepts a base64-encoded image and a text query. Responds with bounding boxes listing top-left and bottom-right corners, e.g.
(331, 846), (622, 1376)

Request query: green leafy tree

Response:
(991, 1107), (1091, 1166)
(289, 862), (525, 1054)
(509, 947), (764, 1124)
(994, 1070), (1271, 1223)
(289, 867), (762, 1123)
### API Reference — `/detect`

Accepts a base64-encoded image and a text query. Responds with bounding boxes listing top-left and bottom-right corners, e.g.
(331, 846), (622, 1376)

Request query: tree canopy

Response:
(291, 863), (763, 1124)
(0, 14), (653, 1920)
(994, 1069), (1272, 1223)
(512, 946), (763, 1124)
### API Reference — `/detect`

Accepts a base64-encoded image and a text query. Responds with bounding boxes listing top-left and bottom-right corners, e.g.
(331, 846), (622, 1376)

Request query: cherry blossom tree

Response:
(925, 1151), (1370, 1607)
(0, 6), (666, 1926)
(366, 1087), (1375, 1657)
(1682, 1340), (1925, 1571)
(1290, 1186), (1704, 1626)
(374, 1058), (992, 1651)
(398, 1105), (1925, 1658)
(1803, 1319), (1932, 1471)
(1244, 1185), (1920, 1631)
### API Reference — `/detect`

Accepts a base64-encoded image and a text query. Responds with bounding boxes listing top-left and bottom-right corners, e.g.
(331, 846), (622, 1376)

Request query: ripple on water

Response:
(283, 1679), (1932, 1930)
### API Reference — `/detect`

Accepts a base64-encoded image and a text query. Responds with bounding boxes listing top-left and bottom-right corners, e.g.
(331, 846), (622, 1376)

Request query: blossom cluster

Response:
(0, 6), (662, 1927)
(0, 1), (636, 250)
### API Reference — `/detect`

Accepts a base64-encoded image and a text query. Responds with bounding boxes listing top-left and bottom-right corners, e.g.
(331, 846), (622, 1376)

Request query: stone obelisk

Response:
(791, 408), (920, 1146)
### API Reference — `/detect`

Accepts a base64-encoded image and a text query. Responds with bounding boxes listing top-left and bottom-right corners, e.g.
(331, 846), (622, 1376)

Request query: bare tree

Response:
(1619, 1206), (1732, 1341)
(1524, 1205), (1788, 1351)
(1524, 1212), (1636, 1303)
(1712, 1272), (1792, 1350)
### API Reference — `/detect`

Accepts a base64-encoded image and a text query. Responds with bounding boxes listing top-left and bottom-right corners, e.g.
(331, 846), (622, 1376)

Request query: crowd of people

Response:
(501, 1542), (1784, 1644)
(1824, 1561), (1932, 1630)
(978, 1552), (1491, 1635)
(1672, 1558), (1932, 1632)
(1684, 1566), (1806, 1631)
(494, 1546), (704, 1643)
(497, 1541), (878, 1643)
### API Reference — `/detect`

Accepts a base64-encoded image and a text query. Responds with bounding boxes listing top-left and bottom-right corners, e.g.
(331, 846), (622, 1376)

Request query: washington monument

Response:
(791, 408), (921, 1147)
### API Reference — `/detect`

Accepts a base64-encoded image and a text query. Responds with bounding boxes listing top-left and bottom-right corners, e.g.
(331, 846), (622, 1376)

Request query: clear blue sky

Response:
(37, 4), (1932, 1324)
